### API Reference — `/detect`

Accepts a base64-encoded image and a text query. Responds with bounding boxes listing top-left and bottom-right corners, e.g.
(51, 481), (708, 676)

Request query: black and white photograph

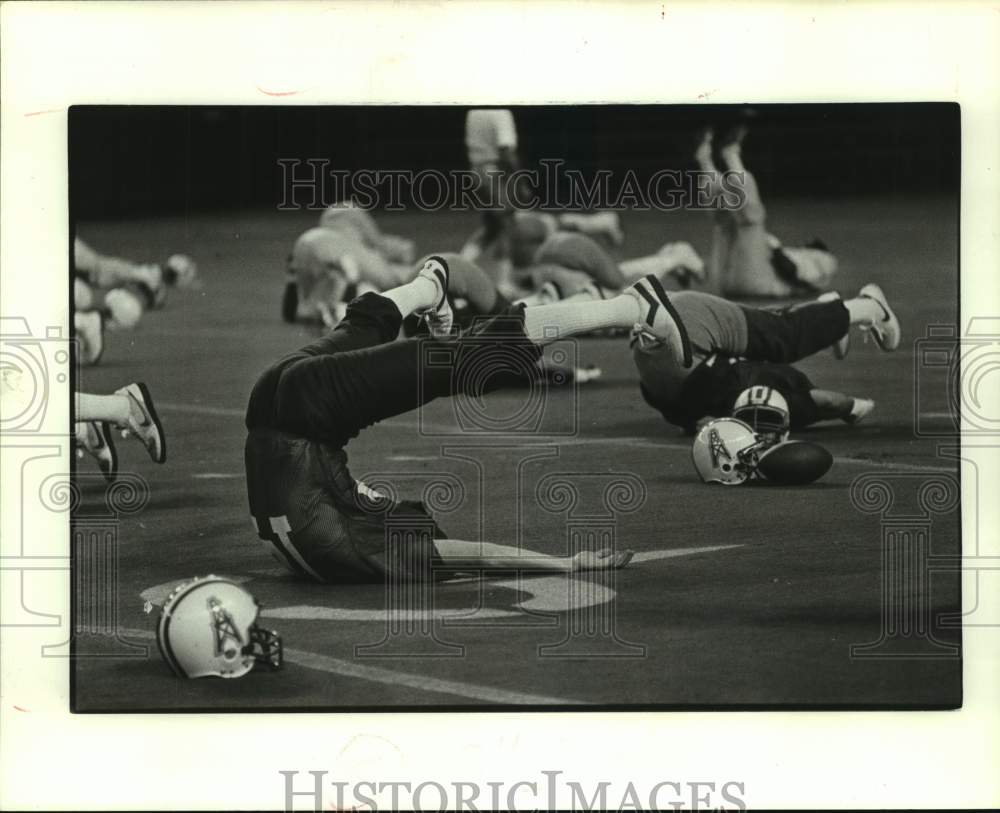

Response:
(66, 102), (961, 711)
(2, 2), (998, 811)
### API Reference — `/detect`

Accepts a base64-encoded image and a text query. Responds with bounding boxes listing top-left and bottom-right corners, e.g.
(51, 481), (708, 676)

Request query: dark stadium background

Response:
(70, 104), (959, 218)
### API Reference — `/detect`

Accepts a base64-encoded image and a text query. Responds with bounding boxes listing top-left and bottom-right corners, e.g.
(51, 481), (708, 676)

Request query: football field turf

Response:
(74, 196), (961, 710)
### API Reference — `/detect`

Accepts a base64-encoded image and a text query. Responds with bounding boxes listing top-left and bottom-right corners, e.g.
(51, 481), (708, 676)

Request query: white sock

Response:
(522, 295), (640, 346)
(845, 297), (883, 327)
(380, 277), (437, 319)
(76, 392), (130, 424)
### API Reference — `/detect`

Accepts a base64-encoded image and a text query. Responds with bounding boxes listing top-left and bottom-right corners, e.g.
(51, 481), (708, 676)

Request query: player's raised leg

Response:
(77, 383), (166, 464)
(742, 283), (900, 364)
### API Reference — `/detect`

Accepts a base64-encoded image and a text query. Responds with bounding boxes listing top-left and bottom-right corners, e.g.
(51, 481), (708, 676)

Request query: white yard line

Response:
(631, 545), (744, 563)
(120, 627), (581, 705)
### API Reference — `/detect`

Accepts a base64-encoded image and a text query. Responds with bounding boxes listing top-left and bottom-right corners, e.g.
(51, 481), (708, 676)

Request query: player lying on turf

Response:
(75, 238), (198, 310)
(632, 285), (899, 435)
(74, 239), (198, 365)
(282, 202), (417, 326)
(75, 382), (166, 481)
(318, 199), (416, 264)
(695, 124), (838, 298)
(245, 257), (689, 583)
(505, 212), (705, 304)
(469, 209), (627, 286)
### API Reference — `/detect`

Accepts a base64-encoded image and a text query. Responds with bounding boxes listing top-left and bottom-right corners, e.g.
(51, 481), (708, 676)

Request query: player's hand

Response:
(571, 548), (634, 571)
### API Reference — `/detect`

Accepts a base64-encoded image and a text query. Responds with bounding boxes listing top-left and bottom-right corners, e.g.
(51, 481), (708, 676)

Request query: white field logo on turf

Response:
(141, 545), (740, 623)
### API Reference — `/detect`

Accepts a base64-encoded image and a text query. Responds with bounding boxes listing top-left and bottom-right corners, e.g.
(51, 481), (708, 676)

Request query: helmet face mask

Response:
(156, 575), (283, 679)
(692, 417), (770, 485)
(246, 624), (283, 671)
(732, 386), (791, 445)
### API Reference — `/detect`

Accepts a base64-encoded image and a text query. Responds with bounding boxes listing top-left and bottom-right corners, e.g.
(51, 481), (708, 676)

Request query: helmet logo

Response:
(708, 428), (732, 468)
(207, 596), (244, 660)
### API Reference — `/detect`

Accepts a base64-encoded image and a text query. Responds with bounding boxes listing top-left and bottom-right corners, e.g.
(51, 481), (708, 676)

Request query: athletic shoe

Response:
(858, 283), (901, 351)
(163, 254), (199, 288)
(75, 310), (105, 366)
(135, 264), (167, 309)
(817, 291), (850, 359)
(845, 397), (876, 425)
(114, 382), (166, 464)
(77, 421), (118, 483)
(625, 275), (693, 368)
(415, 255), (454, 338)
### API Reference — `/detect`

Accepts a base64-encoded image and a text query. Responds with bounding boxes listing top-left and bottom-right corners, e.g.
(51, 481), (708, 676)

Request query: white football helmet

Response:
(691, 417), (769, 485)
(732, 386), (791, 444)
(156, 575), (282, 678)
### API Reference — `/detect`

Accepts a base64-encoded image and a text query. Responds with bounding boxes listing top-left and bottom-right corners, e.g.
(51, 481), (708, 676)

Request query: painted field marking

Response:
(141, 545), (739, 628)
(156, 401), (959, 473)
(119, 627), (579, 705)
(631, 544), (743, 564)
(191, 473), (243, 479)
(262, 574), (614, 623)
(158, 401), (244, 418)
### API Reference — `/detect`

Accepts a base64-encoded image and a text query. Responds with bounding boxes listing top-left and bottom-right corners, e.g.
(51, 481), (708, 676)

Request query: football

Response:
(757, 440), (833, 485)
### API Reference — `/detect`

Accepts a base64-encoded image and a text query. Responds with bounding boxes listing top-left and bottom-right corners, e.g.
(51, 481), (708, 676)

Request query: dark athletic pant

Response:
(740, 299), (849, 364)
(246, 292), (542, 447)
(639, 296), (850, 432)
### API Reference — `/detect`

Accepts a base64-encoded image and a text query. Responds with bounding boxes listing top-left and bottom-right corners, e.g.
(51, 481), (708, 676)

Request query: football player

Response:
(632, 285), (898, 435)
(695, 123), (838, 298)
(75, 237), (198, 310)
(459, 108), (527, 267)
(75, 382), (166, 481)
(74, 239), (198, 364)
(244, 257), (688, 583)
(282, 202), (416, 326)
(508, 216), (705, 305)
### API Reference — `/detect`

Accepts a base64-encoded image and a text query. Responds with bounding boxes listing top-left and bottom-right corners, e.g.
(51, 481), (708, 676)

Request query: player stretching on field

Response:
(74, 238), (198, 364)
(458, 108), (527, 268)
(509, 219), (705, 305)
(632, 285), (900, 434)
(283, 203), (417, 327)
(696, 124), (838, 298)
(246, 258), (688, 582)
